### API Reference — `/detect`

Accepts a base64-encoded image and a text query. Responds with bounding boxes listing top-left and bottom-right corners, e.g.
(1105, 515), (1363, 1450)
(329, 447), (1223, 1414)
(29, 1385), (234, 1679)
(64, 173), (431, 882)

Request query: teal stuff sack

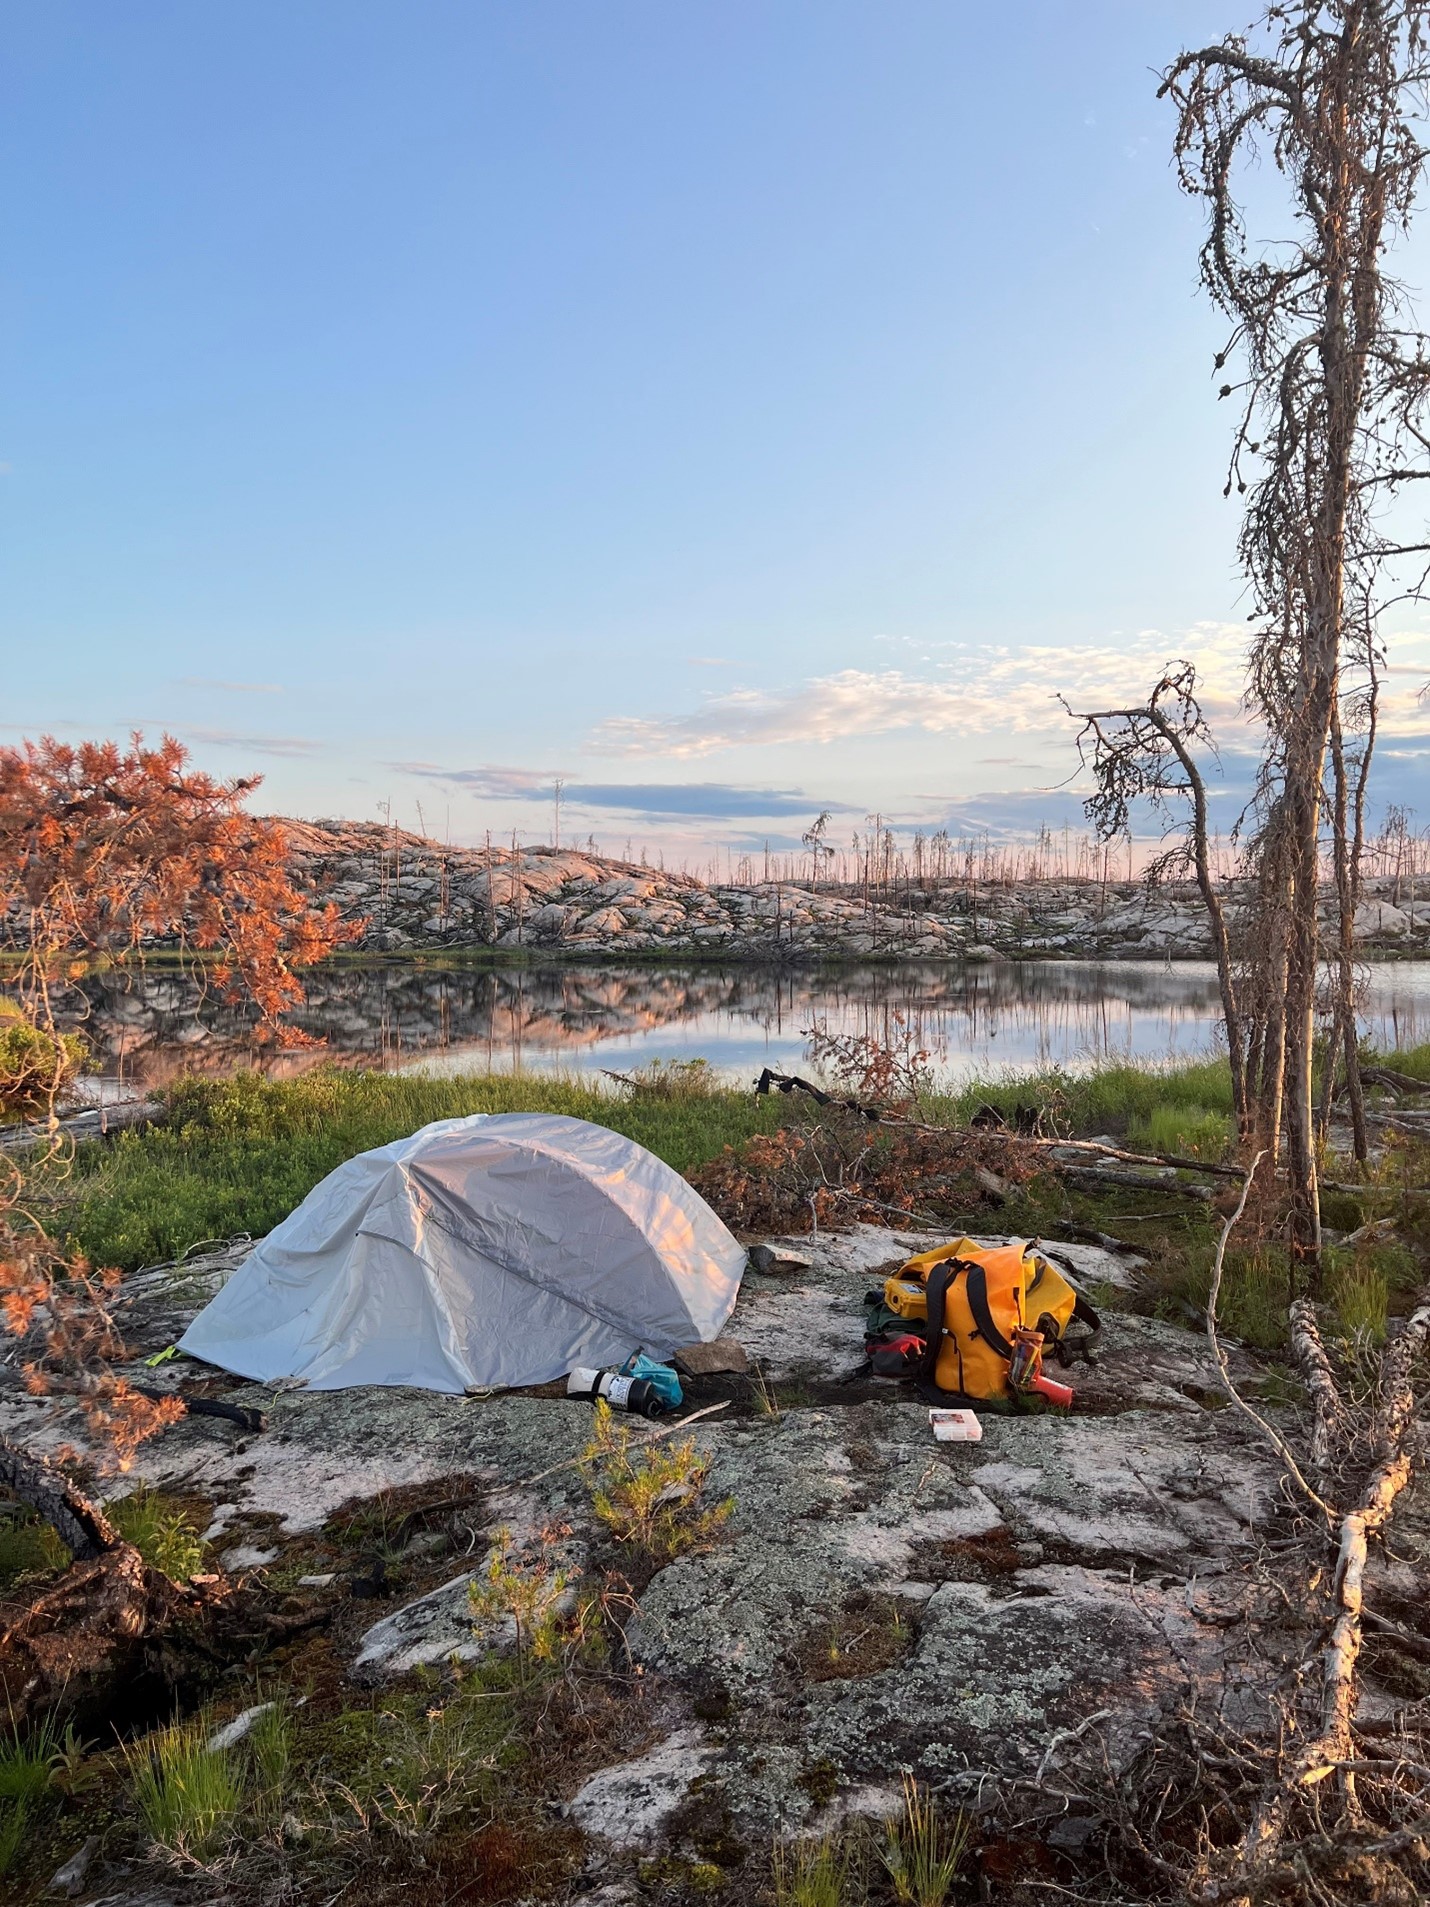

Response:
(622, 1352), (684, 1412)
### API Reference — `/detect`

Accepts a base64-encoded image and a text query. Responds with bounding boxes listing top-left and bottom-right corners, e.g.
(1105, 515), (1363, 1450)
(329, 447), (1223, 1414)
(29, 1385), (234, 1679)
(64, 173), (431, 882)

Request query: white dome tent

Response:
(179, 1113), (747, 1394)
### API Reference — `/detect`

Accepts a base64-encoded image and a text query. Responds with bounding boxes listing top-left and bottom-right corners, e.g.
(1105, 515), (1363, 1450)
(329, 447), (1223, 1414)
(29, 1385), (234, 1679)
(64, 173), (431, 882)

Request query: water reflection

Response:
(46, 958), (1430, 1098)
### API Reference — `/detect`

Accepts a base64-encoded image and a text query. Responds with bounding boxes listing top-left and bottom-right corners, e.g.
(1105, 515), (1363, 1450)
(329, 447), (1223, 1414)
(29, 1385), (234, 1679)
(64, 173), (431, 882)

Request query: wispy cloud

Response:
(183, 727), (320, 757)
(178, 677), (284, 695)
(387, 763), (545, 798)
(587, 625), (1430, 760)
(588, 629), (1247, 758)
(388, 760), (852, 820)
(564, 783), (855, 819)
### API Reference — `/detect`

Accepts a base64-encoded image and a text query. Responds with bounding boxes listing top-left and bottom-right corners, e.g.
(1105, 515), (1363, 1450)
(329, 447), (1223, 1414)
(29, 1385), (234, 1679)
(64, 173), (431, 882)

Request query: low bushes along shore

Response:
(35, 1048), (1430, 1355)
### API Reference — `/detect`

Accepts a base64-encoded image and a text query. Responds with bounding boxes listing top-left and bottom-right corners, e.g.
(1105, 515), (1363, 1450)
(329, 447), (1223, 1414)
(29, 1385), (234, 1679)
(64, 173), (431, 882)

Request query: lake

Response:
(54, 957), (1430, 1100)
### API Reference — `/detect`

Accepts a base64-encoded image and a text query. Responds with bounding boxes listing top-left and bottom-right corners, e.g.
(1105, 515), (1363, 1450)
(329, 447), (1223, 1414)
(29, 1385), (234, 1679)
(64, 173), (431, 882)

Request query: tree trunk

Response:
(0, 1436), (117, 1560)
(1155, 714), (1249, 1137)
(1326, 703), (1371, 1162)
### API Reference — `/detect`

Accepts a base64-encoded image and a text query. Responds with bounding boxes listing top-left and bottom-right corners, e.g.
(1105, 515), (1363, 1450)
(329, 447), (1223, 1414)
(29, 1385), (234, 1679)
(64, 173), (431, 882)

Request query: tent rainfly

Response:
(178, 1113), (747, 1394)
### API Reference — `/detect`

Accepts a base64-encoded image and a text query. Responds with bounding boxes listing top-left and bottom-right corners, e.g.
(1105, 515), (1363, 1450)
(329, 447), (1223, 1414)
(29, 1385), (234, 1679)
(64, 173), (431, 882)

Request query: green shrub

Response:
(128, 1719), (241, 1860)
(468, 1528), (572, 1679)
(0, 1000), (86, 1120)
(581, 1399), (732, 1566)
(1371, 1039), (1430, 1084)
(1320, 1188), (1368, 1233)
(108, 1487), (206, 1581)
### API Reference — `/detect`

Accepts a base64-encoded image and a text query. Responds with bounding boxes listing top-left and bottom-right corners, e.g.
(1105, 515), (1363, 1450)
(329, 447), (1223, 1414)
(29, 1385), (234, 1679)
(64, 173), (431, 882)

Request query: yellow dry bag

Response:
(884, 1237), (1100, 1403)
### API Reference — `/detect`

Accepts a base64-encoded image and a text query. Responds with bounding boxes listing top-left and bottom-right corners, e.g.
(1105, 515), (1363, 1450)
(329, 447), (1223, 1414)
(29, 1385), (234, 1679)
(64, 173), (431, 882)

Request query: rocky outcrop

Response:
(278, 818), (1430, 962)
(0, 1225), (1343, 1863)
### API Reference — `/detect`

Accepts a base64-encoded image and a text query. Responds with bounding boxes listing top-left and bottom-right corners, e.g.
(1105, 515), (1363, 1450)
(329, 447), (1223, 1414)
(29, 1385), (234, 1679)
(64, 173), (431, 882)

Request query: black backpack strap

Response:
(916, 1258), (959, 1391)
(963, 1263), (1015, 1362)
(1046, 1292), (1103, 1367)
(1030, 1245), (1104, 1367)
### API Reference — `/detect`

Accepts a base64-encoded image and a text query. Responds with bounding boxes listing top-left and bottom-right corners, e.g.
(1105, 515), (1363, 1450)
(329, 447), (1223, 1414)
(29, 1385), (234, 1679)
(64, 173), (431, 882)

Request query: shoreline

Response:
(276, 819), (1430, 964)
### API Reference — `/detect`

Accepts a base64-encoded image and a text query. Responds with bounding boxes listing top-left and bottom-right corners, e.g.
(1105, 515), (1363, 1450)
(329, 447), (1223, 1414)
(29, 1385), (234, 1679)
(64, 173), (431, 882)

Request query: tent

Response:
(178, 1112), (747, 1394)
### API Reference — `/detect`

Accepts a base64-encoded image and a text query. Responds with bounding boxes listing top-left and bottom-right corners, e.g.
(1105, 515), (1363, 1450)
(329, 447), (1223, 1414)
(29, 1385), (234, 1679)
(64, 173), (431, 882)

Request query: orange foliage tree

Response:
(0, 732), (347, 1032)
(0, 734), (357, 1567)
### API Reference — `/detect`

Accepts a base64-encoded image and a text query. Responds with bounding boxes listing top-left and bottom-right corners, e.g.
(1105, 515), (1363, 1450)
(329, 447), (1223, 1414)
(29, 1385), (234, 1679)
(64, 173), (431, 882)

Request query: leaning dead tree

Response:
(1161, 0), (1430, 1260)
(1064, 663), (1249, 1138)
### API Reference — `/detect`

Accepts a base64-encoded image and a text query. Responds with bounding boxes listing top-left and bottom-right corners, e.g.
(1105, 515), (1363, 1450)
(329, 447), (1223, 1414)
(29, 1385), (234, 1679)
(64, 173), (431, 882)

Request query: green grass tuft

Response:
(773, 1832), (860, 1907)
(0, 1712), (63, 1877)
(881, 1773), (970, 1907)
(1126, 1102), (1232, 1161)
(1151, 1243), (1293, 1351)
(0, 1510), (67, 1589)
(128, 1718), (242, 1860)
(248, 1697), (292, 1826)
(931, 1055), (1236, 1138)
(1326, 1254), (1392, 1345)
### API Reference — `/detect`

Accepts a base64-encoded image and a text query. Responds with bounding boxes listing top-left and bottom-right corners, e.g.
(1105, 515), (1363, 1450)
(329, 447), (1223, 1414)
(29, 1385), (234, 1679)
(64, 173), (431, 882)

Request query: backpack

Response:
(874, 1237), (1101, 1405)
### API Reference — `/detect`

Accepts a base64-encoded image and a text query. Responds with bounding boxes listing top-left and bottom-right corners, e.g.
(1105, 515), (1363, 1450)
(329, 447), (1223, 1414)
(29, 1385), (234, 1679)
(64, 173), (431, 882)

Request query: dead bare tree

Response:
(1162, 0), (1430, 1262)
(1320, 625), (1380, 1160)
(801, 809), (833, 891)
(1065, 663), (1250, 1137)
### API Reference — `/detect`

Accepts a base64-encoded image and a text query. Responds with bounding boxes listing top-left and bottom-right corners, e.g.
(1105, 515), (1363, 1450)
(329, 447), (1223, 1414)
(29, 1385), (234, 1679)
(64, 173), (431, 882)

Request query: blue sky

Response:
(5, 1), (1428, 860)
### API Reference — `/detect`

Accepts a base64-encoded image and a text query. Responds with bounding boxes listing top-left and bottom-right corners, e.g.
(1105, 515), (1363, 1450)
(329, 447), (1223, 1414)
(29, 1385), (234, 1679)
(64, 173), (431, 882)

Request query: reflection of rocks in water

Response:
(47, 957), (1430, 1091)
(51, 959), (1222, 1091)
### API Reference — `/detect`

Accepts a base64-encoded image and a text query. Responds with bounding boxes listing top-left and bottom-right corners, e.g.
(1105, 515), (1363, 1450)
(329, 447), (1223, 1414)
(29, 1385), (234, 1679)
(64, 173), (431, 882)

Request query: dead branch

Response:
(1060, 1164), (1214, 1202)
(1026, 1134), (1245, 1179)
(1063, 663), (1248, 1135)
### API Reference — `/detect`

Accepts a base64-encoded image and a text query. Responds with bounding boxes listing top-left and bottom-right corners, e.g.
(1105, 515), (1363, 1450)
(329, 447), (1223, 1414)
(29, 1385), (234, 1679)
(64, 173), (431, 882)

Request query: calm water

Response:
(52, 958), (1430, 1099)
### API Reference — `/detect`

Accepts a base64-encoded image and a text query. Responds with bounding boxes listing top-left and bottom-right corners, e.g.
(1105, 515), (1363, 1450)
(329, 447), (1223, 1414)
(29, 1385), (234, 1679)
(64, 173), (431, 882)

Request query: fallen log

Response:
(1289, 1298), (1344, 1489)
(0, 1099), (162, 1156)
(0, 1438), (117, 1562)
(1359, 1065), (1430, 1096)
(1061, 1163), (1214, 1201)
(1204, 1289), (1430, 1903)
(1024, 1133), (1245, 1179)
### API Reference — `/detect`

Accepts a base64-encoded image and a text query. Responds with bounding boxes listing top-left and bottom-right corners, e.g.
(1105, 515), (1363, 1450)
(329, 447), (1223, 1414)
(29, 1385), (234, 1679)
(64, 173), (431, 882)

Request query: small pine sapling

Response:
(579, 1400), (732, 1566)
